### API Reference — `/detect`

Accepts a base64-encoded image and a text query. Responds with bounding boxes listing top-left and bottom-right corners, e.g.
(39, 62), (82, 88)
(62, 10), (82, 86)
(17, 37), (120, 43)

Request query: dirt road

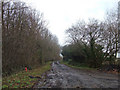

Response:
(34, 61), (119, 88)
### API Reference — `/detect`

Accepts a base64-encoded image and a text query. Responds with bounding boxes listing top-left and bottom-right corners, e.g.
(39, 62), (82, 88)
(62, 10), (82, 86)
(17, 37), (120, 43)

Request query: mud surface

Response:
(34, 61), (119, 88)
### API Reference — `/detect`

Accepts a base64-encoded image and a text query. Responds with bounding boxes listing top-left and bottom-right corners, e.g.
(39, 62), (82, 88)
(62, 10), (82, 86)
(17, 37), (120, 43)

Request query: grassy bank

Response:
(60, 60), (96, 70)
(60, 60), (119, 74)
(2, 61), (52, 88)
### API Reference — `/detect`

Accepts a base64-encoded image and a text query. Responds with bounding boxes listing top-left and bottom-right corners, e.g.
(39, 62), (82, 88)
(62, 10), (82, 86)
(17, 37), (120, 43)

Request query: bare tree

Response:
(2, 1), (61, 76)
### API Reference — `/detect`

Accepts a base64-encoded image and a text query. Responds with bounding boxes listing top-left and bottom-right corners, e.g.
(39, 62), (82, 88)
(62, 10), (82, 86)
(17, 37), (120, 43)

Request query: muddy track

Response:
(34, 61), (119, 88)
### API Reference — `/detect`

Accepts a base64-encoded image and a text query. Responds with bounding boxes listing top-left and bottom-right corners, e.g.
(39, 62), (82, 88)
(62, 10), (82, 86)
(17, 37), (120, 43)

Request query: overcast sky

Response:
(21, 0), (118, 45)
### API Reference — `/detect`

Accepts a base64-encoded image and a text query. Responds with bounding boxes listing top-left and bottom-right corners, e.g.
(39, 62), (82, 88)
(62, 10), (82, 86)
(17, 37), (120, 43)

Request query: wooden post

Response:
(117, 2), (120, 89)
(117, 2), (120, 62)
(0, 1), (3, 89)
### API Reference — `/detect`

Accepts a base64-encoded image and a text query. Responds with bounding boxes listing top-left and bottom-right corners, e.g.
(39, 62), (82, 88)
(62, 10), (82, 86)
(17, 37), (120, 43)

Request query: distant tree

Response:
(102, 10), (118, 64)
(65, 19), (104, 67)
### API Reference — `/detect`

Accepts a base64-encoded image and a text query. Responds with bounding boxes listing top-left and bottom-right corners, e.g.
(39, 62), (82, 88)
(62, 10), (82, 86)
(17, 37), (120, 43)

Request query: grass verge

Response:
(60, 60), (96, 71)
(2, 61), (52, 88)
(60, 61), (119, 74)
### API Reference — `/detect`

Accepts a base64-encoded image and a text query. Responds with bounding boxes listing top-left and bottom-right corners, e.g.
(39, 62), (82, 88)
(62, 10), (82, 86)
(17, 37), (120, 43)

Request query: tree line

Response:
(62, 10), (118, 68)
(2, 1), (61, 76)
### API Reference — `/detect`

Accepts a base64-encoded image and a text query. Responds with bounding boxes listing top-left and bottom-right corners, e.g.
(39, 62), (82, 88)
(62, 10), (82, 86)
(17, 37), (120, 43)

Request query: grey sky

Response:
(21, 0), (119, 45)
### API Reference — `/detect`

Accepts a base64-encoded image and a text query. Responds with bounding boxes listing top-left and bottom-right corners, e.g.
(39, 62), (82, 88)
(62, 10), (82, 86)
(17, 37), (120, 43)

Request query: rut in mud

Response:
(34, 61), (119, 88)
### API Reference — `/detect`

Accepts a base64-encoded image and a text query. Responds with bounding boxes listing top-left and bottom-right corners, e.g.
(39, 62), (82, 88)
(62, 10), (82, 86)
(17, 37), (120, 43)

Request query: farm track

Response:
(34, 61), (119, 88)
